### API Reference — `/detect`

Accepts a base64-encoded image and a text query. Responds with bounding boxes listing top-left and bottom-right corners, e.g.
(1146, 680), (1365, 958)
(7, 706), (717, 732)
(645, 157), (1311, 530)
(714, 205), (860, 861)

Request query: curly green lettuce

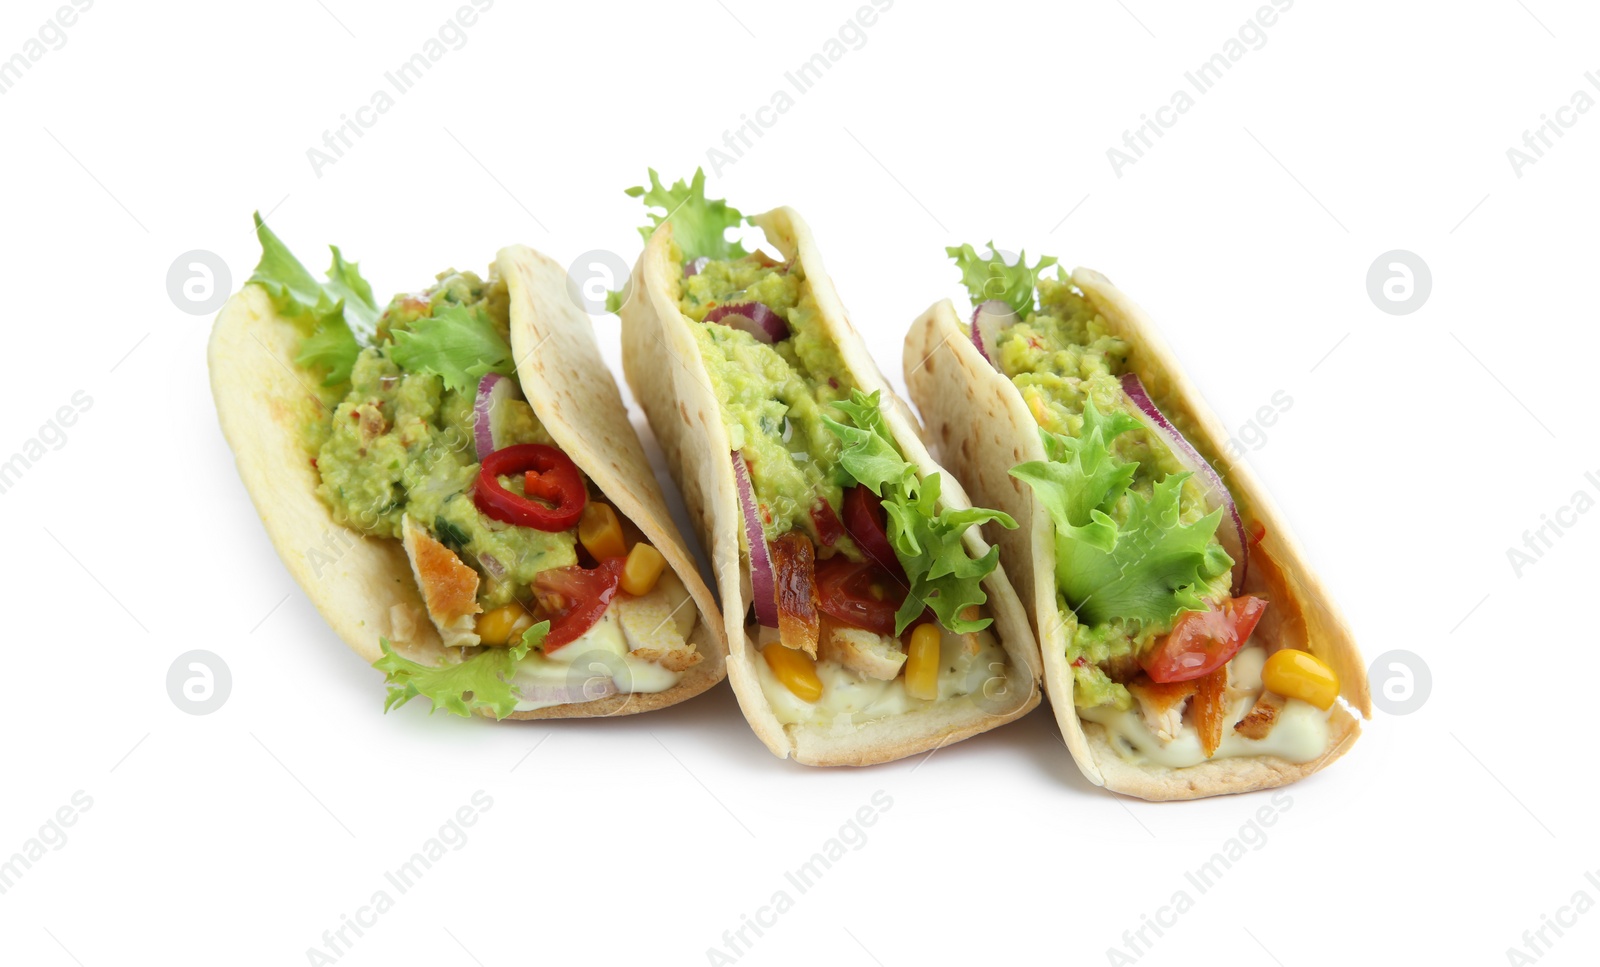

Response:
(1010, 401), (1231, 629)
(823, 389), (1016, 635)
(624, 168), (748, 262)
(247, 213), (379, 386)
(946, 242), (1058, 319)
(388, 305), (515, 394)
(373, 621), (551, 720)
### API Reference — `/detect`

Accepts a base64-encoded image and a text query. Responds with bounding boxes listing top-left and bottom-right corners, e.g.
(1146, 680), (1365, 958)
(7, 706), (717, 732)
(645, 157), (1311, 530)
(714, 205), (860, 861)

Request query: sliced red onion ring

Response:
(473, 373), (520, 460)
(1119, 373), (1249, 596)
(705, 302), (789, 344)
(970, 299), (1015, 367)
(478, 553), (505, 579)
(684, 256), (711, 278)
(732, 451), (778, 627)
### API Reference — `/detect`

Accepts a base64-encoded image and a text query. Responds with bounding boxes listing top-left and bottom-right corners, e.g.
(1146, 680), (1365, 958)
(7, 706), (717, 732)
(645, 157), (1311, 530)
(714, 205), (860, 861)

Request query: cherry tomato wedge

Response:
(1141, 595), (1268, 684)
(815, 558), (905, 637)
(842, 485), (904, 579)
(474, 444), (586, 532)
(532, 558), (625, 652)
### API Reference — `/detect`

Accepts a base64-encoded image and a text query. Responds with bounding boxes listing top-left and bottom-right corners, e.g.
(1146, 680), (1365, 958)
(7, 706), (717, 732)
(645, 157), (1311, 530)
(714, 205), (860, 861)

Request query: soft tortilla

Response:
(207, 245), (725, 719)
(903, 271), (1369, 799)
(619, 208), (1041, 766)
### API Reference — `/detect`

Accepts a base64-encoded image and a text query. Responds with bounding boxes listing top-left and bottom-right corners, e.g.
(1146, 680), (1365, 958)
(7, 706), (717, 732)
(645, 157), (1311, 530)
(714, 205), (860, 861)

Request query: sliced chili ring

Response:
(474, 443), (586, 532)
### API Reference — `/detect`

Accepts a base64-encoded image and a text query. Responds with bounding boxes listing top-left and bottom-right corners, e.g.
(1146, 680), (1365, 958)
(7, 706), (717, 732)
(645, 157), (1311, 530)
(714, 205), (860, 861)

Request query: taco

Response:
(207, 216), (725, 719)
(904, 247), (1369, 799)
(614, 172), (1040, 766)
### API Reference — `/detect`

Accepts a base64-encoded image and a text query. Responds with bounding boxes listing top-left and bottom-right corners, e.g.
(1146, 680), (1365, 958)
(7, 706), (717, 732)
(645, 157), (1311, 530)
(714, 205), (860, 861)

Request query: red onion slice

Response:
(705, 302), (789, 344)
(478, 553), (505, 579)
(1119, 373), (1249, 596)
(684, 256), (711, 278)
(732, 451), (778, 627)
(473, 373), (520, 461)
(970, 299), (1015, 367)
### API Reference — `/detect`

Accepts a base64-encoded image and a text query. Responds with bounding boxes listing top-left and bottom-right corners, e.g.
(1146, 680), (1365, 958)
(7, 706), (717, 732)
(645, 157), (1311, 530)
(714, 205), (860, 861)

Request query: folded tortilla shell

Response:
(619, 207), (1041, 765)
(903, 270), (1368, 799)
(207, 244), (725, 719)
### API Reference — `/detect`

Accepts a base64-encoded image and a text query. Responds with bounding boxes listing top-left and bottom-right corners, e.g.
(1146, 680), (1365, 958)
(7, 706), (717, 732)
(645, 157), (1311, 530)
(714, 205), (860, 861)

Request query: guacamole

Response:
(677, 251), (858, 545)
(307, 271), (577, 610)
(993, 276), (1232, 709)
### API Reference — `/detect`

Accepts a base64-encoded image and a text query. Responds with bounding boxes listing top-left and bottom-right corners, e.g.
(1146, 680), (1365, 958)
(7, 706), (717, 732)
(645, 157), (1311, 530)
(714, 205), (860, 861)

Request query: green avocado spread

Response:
(306, 271), (577, 610)
(676, 250), (859, 548)
(992, 276), (1232, 709)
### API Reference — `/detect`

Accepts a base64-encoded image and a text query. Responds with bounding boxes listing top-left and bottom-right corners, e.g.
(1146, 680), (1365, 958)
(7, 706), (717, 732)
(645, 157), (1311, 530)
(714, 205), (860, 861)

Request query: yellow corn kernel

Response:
(1261, 648), (1340, 711)
(475, 603), (535, 646)
(620, 543), (667, 596)
(904, 623), (941, 701)
(763, 643), (823, 703)
(1028, 391), (1051, 427)
(579, 501), (628, 560)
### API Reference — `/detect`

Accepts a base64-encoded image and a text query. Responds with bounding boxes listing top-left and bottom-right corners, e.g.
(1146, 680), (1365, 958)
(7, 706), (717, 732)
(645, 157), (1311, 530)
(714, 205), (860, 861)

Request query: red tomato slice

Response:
(842, 485), (905, 579)
(814, 557), (909, 637)
(532, 558), (625, 652)
(810, 498), (847, 548)
(1141, 595), (1268, 684)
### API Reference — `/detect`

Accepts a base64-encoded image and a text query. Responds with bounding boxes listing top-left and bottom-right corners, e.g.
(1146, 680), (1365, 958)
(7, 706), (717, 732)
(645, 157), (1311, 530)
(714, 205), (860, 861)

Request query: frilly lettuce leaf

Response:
(388, 304), (515, 394)
(248, 213), (379, 386)
(946, 242), (1058, 318)
(821, 392), (918, 497)
(373, 621), (550, 720)
(1011, 400), (1231, 628)
(625, 168), (748, 262)
(823, 389), (1016, 635)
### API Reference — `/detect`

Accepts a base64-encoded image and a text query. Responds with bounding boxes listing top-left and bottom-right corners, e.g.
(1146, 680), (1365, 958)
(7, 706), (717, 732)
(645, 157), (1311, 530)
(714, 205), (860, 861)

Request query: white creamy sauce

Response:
(509, 583), (691, 712)
(1080, 646), (1331, 768)
(757, 622), (1010, 728)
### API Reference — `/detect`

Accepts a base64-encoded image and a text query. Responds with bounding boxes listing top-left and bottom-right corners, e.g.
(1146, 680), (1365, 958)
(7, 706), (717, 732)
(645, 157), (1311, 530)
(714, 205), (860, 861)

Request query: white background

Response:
(1, 1), (1594, 965)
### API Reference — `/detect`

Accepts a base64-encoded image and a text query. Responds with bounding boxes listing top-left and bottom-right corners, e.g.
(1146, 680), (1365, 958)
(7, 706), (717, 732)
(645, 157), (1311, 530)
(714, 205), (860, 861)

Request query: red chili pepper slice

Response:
(474, 444), (586, 532)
